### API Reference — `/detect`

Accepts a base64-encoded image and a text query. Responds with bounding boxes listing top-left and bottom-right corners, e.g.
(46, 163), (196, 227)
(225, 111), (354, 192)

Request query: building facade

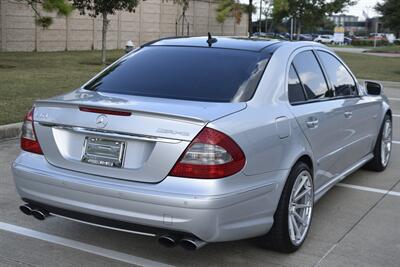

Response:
(329, 14), (358, 26)
(328, 14), (390, 35)
(0, 0), (248, 52)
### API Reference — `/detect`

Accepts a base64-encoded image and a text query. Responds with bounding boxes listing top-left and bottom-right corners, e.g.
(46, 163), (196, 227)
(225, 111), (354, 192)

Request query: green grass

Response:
(369, 45), (400, 53)
(326, 44), (357, 48)
(337, 52), (400, 83)
(0, 49), (399, 125)
(0, 50), (124, 125)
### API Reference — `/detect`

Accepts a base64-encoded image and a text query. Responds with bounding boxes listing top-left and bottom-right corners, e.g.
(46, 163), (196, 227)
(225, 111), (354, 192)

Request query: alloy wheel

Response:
(288, 170), (313, 246)
(381, 118), (392, 167)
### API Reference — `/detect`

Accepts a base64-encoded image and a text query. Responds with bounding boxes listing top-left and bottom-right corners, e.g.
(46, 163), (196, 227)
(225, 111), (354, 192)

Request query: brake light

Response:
(21, 108), (43, 154)
(169, 127), (245, 179)
(79, 107), (131, 116)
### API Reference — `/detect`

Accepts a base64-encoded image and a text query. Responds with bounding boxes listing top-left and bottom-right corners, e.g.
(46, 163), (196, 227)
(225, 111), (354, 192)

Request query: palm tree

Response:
(216, 0), (254, 35)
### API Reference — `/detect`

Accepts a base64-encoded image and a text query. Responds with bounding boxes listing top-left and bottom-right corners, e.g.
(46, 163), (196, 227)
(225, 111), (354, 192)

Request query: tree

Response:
(273, 0), (355, 39)
(173, 0), (189, 11)
(262, 0), (273, 33)
(72, 0), (140, 64)
(172, 0), (190, 36)
(216, 0), (255, 35)
(19, 0), (73, 28)
(216, 0), (247, 24)
(375, 0), (400, 38)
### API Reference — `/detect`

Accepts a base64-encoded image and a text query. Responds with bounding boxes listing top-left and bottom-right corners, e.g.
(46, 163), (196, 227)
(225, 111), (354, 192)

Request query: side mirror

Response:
(365, 81), (382, 95)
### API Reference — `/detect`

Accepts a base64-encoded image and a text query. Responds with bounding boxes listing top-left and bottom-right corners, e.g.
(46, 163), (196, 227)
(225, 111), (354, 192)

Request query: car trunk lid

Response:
(32, 90), (246, 183)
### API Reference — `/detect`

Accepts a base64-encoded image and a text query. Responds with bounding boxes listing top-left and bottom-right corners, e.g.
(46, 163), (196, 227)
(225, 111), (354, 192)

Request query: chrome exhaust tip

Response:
(19, 204), (34, 216)
(180, 237), (206, 250)
(158, 235), (178, 248)
(31, 209), (49, 221)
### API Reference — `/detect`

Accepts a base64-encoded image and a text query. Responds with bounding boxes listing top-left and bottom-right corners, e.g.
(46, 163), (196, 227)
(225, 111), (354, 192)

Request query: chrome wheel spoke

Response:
(290, 214), (301, 239)
(294, 175), (308, 197)
(288, 213), (296, 241)
(294, 187), (311, 202)
(293, 211), (307, 226)
(295, 203), (311, 209)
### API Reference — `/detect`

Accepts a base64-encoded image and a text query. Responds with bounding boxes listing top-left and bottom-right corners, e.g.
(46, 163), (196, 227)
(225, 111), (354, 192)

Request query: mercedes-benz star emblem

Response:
(96, 114), (108, 128)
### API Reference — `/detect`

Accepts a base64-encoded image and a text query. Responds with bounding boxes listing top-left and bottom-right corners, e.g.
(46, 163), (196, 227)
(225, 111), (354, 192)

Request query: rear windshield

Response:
(83, 46), (269, 102)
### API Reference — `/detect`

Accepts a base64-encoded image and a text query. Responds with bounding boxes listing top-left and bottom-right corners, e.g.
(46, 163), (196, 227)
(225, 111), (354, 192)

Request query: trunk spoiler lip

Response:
(34, 99), (247, 125)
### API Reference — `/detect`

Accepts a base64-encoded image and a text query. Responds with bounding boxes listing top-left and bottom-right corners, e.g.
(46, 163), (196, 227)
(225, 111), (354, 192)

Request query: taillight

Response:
(21, 108), (43, 155)
(169, 127), (245, 179)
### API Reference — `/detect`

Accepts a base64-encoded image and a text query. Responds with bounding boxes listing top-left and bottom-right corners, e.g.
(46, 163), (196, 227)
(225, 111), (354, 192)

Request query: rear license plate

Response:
(82, 137), (125, 168)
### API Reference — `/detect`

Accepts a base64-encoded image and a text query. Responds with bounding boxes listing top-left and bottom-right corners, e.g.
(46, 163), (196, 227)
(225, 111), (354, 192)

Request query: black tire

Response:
(364, 114), (392, 172)
(258, 161), (313, 253)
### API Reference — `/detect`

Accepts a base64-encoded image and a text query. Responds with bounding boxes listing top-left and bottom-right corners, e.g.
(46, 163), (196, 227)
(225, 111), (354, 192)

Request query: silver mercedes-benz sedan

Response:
(12, 37), (392, 253)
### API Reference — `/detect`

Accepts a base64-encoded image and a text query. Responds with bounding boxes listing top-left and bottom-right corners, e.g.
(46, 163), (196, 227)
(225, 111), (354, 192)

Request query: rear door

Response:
(316, 50), (381, 168)
(287, 50), (345, 190)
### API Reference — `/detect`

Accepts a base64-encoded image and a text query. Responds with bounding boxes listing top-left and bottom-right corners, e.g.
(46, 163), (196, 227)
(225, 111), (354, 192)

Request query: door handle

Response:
(306, 118), (319, 128)
(344, 111), (353, 118)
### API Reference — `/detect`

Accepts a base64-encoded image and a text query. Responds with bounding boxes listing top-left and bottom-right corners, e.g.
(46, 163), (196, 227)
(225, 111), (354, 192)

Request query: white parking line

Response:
(389, 98), (400, 101)
(337, 183), (400, 197)
(393, 141), (400, 144)
(393, 114), (400, 118)
(0, 222), (173, 267)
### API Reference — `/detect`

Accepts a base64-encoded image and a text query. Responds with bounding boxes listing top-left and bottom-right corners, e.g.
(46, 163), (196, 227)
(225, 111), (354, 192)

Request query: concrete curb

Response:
(0, 122), (22, 140)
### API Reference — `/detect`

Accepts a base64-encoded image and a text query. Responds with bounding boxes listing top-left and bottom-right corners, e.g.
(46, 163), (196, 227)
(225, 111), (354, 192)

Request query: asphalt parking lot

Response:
(1, 84), (400, 267)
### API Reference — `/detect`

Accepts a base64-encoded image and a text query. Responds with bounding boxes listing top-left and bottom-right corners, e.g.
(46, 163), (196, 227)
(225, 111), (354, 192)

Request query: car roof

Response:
(146, 36), (281, 52)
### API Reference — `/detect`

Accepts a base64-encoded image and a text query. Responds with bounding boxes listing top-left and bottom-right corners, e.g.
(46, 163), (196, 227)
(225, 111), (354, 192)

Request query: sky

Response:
(344, 0), (381, 18)
(242, 0), (382, 21)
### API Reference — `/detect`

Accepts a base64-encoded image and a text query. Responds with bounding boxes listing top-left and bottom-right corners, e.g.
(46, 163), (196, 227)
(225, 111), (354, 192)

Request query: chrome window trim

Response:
(289, 95), (362, 106)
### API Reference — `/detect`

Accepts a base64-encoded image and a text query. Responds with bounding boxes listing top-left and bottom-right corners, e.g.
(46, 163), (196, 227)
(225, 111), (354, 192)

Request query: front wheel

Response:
(259, 162), (314, 253)
(365, 114), (392, 171)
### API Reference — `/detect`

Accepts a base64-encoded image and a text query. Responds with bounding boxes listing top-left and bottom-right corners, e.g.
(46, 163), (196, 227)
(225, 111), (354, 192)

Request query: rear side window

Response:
(292, 51), (331, 100)
(84, 46), (269, 102)
(317, 51), (358, 97)
(288, 64), (306, 103)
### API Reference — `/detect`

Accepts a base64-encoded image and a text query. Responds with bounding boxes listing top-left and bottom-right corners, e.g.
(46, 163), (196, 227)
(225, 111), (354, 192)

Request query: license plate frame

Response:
(81, 137), (126, 168)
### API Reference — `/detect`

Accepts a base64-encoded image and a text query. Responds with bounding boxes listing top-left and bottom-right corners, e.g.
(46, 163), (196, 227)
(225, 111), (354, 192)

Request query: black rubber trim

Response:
(22, 198), (195, 238)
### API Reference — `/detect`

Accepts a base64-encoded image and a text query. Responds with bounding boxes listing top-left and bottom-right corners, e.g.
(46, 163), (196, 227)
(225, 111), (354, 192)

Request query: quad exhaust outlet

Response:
(158, 234), (179, 248)
(31, 208), (49, 221)
(19, 204), (34, 216)
(180, 237), (207, 250)
(158, 234), (206, 250)
(19, 204), (206, 249)
(19, 204), (50, 221)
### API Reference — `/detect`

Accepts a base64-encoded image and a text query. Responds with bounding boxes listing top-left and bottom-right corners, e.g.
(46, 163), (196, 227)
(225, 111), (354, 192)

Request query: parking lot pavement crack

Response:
(313, 177), (400, 267)
(0, 255), (35, 267)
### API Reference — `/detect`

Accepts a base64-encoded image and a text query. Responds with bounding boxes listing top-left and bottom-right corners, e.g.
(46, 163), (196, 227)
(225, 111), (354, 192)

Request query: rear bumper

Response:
(12, 152), (288, 242)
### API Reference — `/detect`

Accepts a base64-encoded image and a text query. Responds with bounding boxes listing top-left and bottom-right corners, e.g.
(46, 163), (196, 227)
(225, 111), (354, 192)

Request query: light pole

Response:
(290, 17), (294, 41)
(259, 0), (262, 34)
(374, 20), (378, 48)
